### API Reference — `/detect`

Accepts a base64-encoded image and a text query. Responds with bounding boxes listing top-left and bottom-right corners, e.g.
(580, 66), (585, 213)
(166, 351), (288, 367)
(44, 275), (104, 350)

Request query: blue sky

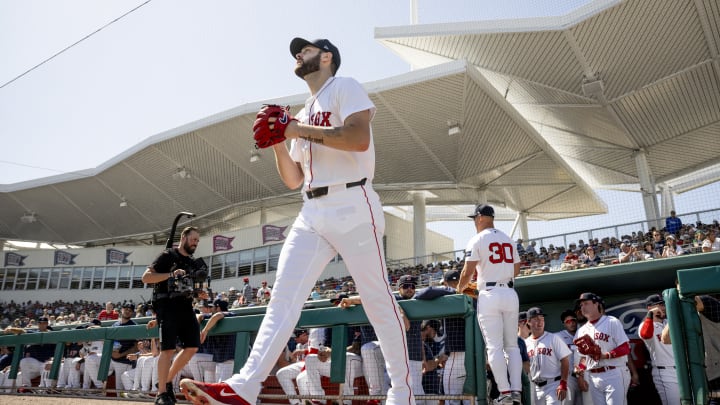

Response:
(2, 0), (716, 250)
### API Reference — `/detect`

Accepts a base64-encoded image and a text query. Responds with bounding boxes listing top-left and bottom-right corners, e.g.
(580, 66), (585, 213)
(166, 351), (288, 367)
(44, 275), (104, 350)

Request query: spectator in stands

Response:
(643, 241), (660, 260)
(98, 301), (119, 321)
(240, 277), (253, 306)
(662, 235), (684, 257)
(525, 241), (537, 255)
(227, 287), (238, 305)
(703, 229), (720, 252)
(549, 251), (563, 272)
(257, 281), (271, 305)
(652, 230), (666, 254)
(582, 246), (602, 267)
(18, 316), (55, 390)
(618, 241), (645, 263)
(517, 239), (526, 256)
(665, 211), (682, 236)
(310, 285), (323, 301)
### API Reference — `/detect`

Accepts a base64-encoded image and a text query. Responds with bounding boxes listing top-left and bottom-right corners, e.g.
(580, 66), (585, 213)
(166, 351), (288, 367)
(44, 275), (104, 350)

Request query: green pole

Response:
(664, 288), (693, 405)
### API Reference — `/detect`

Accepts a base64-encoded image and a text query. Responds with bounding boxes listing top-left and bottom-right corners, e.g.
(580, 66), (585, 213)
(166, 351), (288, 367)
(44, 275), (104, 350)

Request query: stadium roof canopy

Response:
(2, 0), (718, 247)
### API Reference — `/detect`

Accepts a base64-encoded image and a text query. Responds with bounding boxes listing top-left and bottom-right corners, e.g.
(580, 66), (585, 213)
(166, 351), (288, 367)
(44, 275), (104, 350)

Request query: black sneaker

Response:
(154, 391), (176, 405)
(166, 382), (177, 403)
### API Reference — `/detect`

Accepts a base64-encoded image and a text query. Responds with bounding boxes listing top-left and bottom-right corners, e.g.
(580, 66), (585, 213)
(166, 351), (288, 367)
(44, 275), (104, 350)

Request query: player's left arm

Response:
(285, 109), (371, 152)
(457, 260), (478, 293)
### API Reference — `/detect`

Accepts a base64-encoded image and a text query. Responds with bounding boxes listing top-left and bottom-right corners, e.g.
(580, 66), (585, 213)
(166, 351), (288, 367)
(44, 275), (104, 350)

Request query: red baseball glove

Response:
(574, 334), (602, 361)
(253, 104), (297, 149)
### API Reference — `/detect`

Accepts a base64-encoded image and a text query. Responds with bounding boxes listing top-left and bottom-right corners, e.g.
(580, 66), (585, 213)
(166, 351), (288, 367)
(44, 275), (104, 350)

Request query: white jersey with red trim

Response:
(465, 227), (520, 284)
(525, 332), (571, 382)
(291, 76), (376, 190)
(575, 315), (629, 369)
(641, 319), (674, 367)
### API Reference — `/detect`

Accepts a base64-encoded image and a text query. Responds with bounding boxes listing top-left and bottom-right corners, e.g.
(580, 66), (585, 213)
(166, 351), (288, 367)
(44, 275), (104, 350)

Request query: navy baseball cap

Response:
(526, 307), (545, 319)
(575, 292), (604, 308)
(443, 270), (460, 282)
(213, 299), (229, 311)
(468, 204), (495, 218)
(397, 274), (417, 287)
(645, 294), (664, 307)
(518, 311), (527, 322)
(38, 317), (49, 323)
(560, 309), (576, 322)
(290, 38), (341, 73)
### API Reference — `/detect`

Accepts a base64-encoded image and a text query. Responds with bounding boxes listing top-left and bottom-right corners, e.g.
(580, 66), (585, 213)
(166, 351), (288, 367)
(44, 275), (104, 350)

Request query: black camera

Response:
(167, 258), (209, 299)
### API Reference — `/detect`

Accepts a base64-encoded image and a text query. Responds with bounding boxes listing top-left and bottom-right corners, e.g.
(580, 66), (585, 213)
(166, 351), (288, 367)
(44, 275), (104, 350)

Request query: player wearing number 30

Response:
(457, 204), (522, 405)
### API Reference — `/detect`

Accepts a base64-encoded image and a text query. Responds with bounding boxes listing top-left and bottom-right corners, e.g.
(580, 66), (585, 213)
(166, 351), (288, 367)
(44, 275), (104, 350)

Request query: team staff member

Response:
(143, 226), (202, 405)
(639, 294), (678, 405)
(181, 37), (414, 405)
(110, 303), (138, 394)
(574, 293), (631, 405)
(524, 307), (571, 405)
(554, 309), (582, 405)
(457, 204), (522, 405)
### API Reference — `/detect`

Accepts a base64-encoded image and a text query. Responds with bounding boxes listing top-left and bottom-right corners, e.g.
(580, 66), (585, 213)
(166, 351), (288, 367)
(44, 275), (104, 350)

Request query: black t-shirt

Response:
(151, 248), (197, 295)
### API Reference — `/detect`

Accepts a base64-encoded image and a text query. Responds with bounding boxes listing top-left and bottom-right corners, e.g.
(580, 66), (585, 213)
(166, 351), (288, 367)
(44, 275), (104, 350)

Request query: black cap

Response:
(575, 292), (604, 308)
(38, 317), (49, 322)
(518, 311), (527, 322)
(330, 293), (349, 305)
(202, 301), (215, 308)
(560, 309), (576, 322)
(468, 204), (495, 218)
(443, 270), (460, 282)
(645, 294), (664, 307)
(421, 319), (441, 331)
(213, 299), (229, 311)
(527, 307), (545, 319)
(290, 38), (341, 73)
(397, 274), (417, 287)
(91, 319), (102, 326)
(294, 328), (308, 337)
(122, 303), (134, 309)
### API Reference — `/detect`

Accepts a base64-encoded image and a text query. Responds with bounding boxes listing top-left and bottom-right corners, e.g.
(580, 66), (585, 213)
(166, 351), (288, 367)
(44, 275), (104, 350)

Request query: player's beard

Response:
(295, 52), (322, 78)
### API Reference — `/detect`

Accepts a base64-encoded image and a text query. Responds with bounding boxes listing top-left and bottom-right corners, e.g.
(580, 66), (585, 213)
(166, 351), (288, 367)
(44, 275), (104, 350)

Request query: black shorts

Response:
(155, 298), (200, 351)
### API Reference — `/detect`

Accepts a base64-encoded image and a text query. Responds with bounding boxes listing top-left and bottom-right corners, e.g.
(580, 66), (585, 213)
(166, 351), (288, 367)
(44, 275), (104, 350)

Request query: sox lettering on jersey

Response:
(528, 347), (553, 357)
(309, 111), (332, 127)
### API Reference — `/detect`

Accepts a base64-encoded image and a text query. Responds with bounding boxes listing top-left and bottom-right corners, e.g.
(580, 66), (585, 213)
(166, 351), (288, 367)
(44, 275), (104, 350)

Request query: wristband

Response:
(558, 380), (567, 391)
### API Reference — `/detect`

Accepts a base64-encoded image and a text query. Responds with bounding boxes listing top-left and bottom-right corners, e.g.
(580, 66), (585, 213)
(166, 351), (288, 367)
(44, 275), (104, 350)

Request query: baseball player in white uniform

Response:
(181, 37), (414, 405)
(275, 328), (321, 405)
(574, 293), (631, 405)
(638, 294), (679, 405)
(457, 204), (522, 405)
(525, 307), (571, 405)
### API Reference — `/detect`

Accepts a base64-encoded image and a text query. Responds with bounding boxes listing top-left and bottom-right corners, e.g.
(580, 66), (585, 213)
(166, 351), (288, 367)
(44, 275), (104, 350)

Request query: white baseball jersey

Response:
(291, 76), (377, 190)
(575, 315), (629, 370)
(641, 319), (679, 405)
(465, 228), (520, 284)
(525, 332), (571, 382)
(641, 320), (674, 367)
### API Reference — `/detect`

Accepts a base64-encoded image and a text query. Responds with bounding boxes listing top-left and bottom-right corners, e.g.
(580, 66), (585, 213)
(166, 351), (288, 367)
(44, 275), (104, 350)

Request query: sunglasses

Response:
(400, 283), (416, 289)
(564, 318), (578, 324)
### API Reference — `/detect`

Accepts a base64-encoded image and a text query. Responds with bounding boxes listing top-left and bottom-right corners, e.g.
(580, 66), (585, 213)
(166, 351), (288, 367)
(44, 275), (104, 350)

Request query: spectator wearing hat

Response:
(639, 294), (678, 405)
(110, 303), (139, 394)
(618, 241), (644, 263)
(524, 307), (571, 405)
(582, 245), (602, 267)
(574, 292), (631, 405)
(227, 287), (238, 305)
(240, 278), (253, 306)
(18, 316), (55, 390)
(661, 235), (684, 257)
(415, 269), (470, 405)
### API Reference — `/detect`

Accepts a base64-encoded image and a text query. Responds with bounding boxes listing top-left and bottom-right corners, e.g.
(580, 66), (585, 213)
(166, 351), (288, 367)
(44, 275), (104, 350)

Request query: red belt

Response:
(589, 366), (616, 373)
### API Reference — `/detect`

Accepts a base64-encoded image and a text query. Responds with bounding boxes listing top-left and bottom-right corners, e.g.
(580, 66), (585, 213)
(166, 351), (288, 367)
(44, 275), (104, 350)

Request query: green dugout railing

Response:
(664, 265), (720, 405)
(0, 294), (491, 404)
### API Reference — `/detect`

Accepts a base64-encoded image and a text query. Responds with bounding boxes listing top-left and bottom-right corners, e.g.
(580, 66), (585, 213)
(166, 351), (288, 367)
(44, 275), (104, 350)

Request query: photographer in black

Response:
(142, 226), (205, 405)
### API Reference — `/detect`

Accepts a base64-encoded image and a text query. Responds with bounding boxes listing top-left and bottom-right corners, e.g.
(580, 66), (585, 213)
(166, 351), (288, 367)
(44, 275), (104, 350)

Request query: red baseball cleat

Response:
(180, 378), (251, 405)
